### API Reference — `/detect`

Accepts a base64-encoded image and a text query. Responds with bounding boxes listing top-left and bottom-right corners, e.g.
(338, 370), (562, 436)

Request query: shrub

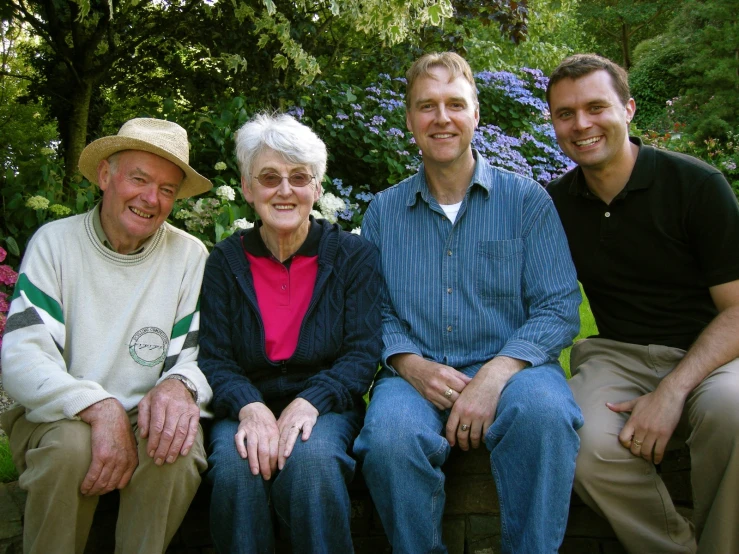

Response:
(641, 130), (739, 200)
(3, 66), (573, 251)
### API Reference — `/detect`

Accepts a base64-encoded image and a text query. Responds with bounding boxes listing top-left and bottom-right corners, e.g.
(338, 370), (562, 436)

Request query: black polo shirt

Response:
(547, 137), (739, 350)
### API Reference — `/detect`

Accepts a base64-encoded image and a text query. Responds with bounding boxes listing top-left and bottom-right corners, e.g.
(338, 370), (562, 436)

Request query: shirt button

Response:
(447, 250), (452, 256)
(604, 212), (611, 218)
(281, 284), (287, 290)
(447, 325), (452, 332)
(447, 288), (452, 294)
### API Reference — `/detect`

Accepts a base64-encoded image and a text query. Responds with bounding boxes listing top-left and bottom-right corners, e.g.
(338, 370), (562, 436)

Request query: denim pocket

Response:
(476, 239), (523, 299)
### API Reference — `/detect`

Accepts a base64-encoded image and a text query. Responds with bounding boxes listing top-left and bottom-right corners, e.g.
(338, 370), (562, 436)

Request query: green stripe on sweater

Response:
(171, 297), (200, 339)
(10, 273), (64, 324)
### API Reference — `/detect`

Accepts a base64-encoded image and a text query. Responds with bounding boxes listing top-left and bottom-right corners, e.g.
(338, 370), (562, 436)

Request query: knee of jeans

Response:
(207, 442), (252, 489)
(286, 436), (354, 480)
(502, 391), (582, 439)
(356, 419), (446, 472)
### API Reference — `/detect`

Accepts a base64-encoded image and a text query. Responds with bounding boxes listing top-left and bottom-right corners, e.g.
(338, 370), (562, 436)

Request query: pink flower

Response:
(0, 264), (18, 286)
(0, 291), (8, 313)
(0, 246), (6, 263)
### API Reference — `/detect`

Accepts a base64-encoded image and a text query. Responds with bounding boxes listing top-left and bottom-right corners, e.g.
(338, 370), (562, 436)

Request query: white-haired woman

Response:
(199, 113), (382, 553)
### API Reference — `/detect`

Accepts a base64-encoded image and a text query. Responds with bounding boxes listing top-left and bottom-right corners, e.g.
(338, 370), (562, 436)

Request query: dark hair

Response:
(547, 54), (631, 107)
(405, 52), (478, 109)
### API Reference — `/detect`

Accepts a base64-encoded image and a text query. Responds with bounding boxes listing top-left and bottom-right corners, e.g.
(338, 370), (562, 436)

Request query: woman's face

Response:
(242, 148), (320, 236)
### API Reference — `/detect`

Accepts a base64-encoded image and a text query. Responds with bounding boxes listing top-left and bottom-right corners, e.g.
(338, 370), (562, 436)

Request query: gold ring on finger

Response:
(444, 388), (453, 399)
(460, 424), (470, 432)
(633, 438), (643, 448)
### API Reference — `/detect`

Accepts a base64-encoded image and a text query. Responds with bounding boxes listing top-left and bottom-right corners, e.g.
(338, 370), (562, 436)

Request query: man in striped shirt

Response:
(354, 52), (584, 553)
(1, 119), (213, 553)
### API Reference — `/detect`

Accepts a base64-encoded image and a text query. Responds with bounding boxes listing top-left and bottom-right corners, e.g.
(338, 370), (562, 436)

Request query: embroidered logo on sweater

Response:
(129, 327), (169, 367)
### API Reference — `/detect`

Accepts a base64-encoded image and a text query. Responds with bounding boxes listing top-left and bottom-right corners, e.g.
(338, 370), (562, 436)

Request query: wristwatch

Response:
(165, 374), (199, 404)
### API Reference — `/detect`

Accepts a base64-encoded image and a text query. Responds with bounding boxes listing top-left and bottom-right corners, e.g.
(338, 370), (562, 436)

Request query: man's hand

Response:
(390, 353), (471, 409)
(608, 384), (687, 464)
(77, 398), (138, 496)
(446, 356), (525, 450)
(138, 378), (200, 466)
(276, 398), (319, 470)
(235, 403), (279, 479)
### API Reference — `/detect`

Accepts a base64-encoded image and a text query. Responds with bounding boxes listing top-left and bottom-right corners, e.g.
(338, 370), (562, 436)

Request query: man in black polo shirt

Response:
(546, 53), (739, 553)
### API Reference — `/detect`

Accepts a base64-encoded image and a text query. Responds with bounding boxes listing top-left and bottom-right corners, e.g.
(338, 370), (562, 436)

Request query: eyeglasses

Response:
(252, 172), (315, 188)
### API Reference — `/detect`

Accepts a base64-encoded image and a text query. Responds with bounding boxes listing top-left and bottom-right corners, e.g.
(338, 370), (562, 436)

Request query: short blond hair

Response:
(405, 52), (478, 109)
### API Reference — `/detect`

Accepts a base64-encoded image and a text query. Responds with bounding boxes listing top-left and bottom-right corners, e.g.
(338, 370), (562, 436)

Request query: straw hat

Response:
(78, 118), (212, 199)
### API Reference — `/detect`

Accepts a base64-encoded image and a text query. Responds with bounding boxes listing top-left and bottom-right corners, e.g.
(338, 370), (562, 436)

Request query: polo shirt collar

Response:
(406, 149), (491, 207)
(568, 136), (654, 200)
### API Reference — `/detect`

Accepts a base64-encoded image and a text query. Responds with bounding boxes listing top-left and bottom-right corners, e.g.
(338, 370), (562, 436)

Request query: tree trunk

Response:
(621, 21), (631, 70)
(62, 79), (93, 190)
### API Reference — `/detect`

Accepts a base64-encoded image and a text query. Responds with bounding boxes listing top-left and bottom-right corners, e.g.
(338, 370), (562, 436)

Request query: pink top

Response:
(242, 220), (321, 361)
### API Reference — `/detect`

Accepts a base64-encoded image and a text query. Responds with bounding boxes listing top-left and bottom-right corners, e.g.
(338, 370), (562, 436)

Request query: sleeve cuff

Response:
(296, 386), (335, 415)
(224, 385), (265, 420)
(497, 339), (550, 368)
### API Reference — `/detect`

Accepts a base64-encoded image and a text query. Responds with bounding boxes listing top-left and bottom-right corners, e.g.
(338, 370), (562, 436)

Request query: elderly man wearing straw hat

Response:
(1, 118), (213, 553)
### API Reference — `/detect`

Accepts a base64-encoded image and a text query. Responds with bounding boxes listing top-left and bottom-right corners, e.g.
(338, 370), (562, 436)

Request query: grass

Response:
(560, 284), (598, 377)
(0, 435), (19, 483)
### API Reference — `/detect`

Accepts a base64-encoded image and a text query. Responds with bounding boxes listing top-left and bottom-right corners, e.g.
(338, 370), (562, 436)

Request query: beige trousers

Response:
(1, 405), (207, 554)
(569, 338), (739, 554)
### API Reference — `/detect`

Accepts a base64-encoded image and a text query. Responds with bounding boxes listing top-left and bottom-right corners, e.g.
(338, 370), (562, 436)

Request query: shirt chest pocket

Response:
(476, 239), (523, 299)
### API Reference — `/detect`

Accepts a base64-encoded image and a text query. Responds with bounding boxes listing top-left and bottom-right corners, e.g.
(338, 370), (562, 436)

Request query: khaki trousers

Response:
(1, 405), (207, 554)
(569, 338), (739, 554)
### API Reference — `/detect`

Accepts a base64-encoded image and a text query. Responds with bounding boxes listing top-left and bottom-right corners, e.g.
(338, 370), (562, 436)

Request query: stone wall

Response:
(0, 446), (692, 554)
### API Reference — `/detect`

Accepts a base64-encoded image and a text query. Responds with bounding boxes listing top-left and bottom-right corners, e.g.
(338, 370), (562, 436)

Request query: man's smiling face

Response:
(549, 69), (635, 172)
(97, 150), (183, 254)
(405, 65), (479, 169)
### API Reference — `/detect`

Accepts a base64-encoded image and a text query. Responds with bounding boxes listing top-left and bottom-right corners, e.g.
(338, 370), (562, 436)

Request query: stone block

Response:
(445, 474), (498, 515)
(601, 540), (628, 554)
(659, 447), (691, 473)
(565, 504), (617, 539)
(0, 484), (23, 542)
(352, 536), (392, 554)
(662, 470), (693, 505)
(350, 496), (373, 535)
(559, 537), (603, 553)
(466, 537), (498, 554)
(468, 514), (500, 539)
(442, 517), (466, 554)
(444, 446), (491, 475)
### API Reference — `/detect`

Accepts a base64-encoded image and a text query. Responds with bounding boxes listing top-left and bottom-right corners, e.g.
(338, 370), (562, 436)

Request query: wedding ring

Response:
(444, 388), (453, 399)
(460, 424), (470, 432)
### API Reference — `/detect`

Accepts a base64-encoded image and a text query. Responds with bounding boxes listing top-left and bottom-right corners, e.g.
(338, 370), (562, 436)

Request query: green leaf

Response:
(5, 237), (20, 257)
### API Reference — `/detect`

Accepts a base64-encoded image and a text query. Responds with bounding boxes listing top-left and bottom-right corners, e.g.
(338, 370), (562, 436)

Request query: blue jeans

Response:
(354, 364), (583, 554)
(207, 407), (363, 554)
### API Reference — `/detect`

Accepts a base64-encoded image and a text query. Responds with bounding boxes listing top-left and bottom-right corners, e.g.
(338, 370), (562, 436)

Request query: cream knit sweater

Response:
(1, 209), (212, 422)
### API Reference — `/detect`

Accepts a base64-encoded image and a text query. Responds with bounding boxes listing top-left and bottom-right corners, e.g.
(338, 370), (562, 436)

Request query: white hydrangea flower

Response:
(175, 209), (192, 220)
(214, 161), (228, 171)
(351, 227), (361, 235)
(311, 209), (325, 220)
(49, 204), (72, 217)
(25, 195), (50, 210)
(232, 218), (254, 230)
(316, 192), (346, 223)
(193, 199), (206, 214)
(215, 185), (236, 201)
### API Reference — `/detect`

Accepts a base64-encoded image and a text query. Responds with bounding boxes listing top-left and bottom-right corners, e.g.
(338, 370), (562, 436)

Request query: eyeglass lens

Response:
(256, 173), (313, 187)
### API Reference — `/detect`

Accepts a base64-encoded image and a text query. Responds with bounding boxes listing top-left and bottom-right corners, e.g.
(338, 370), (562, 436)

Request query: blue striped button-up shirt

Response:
(363, 152), (580, 372)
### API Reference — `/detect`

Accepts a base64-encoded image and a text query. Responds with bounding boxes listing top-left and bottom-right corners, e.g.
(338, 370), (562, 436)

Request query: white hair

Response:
(235, 113), (328, 186)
